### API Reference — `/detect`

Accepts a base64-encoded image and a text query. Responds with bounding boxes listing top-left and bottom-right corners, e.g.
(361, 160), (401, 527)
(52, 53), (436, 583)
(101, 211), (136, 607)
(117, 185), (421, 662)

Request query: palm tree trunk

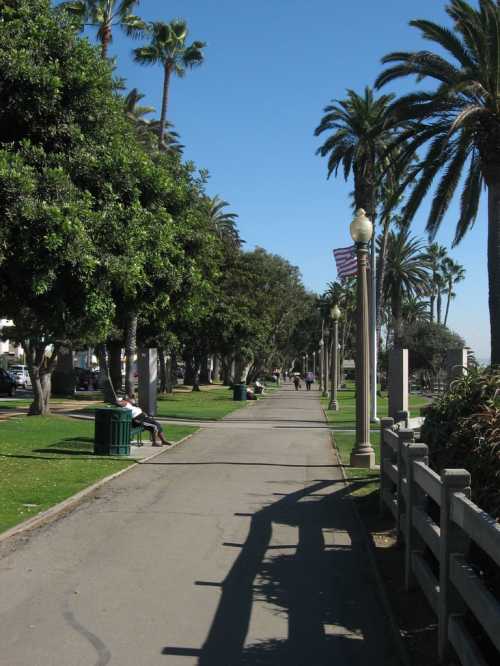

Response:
(430, 295), (435, 323)
(437, 291), (442, 325)
(488, 180), (500, 365)
(101, 23), (112, 59)
(376, 215), (391, 350)
(444, 286), (452, 327)
(158, 64), (172, 150)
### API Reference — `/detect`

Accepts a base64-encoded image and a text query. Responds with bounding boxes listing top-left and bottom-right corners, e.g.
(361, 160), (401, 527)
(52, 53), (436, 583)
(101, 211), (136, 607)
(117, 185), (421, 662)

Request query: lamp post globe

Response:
(349, 208), (373, 244)
(350, 208), (375, 468)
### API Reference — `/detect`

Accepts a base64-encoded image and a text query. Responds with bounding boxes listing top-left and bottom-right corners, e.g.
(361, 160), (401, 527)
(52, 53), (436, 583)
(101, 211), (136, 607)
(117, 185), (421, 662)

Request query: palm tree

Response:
(134, 20), (206, 151)
(443, 257), (466, 326)
(426, 243), (448, 323)
(124, 90), (184, 153)
(383, 229), (430, 347)
(401, 297), (431, 325)
(375, 0), (500, 365)
(314, 86), (400, 221)
(207, 196), (242, 248)
(60, 0), (144, 58)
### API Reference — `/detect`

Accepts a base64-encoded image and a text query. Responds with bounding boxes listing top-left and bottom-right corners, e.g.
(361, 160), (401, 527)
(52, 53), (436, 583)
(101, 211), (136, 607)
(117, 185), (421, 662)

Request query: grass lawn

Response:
(0, 414), (197, 534)
(321, 382), (430, 429)
(156, 386), (250, 420)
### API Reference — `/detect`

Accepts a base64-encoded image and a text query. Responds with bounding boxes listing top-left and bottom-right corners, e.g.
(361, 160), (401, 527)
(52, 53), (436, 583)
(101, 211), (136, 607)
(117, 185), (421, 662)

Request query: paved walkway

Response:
(0, 384), (400, 665)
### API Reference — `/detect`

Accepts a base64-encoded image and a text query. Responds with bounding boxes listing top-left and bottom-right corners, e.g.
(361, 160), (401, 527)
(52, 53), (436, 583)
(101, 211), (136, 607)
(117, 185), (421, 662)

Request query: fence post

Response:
(403, 442), (429, 591)
(396, 428), (414, 545)
(438, 468), (471, 663)
(379, 417), (395, 516)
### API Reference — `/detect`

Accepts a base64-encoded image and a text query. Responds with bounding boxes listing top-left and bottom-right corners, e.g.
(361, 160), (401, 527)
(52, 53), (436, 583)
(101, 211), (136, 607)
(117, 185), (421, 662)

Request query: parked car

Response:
(8, 364), (31, 388)
(74, 367), (98, 391)
(0, 368), (16, 396)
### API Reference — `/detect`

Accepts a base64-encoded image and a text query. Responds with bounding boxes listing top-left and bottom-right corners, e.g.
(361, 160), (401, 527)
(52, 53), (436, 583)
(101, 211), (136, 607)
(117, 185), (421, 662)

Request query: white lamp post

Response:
(350, 209), (375, 468)
(328, 304), (341, 411)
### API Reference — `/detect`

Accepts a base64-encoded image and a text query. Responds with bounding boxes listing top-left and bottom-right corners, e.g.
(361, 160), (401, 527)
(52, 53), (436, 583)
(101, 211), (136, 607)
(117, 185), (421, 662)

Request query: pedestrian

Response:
(293, 374), (301, 391)
(117, 393), (172, 447)
(305, 371), (314, 391)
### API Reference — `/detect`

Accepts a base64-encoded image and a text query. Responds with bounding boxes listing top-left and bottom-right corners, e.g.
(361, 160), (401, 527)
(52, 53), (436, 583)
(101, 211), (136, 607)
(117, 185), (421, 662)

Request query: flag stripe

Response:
(333, 245), (357, 279)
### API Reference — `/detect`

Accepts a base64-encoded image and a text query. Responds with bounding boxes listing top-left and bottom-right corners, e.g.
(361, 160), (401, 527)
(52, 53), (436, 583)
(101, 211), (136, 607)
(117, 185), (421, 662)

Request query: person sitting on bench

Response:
(117, 393), (171, 447)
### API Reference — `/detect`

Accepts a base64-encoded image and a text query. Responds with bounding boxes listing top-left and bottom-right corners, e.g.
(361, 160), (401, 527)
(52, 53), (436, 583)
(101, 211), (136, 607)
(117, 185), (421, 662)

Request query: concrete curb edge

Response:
(324, 408), (411, 666)
(0, 430), (198, 546)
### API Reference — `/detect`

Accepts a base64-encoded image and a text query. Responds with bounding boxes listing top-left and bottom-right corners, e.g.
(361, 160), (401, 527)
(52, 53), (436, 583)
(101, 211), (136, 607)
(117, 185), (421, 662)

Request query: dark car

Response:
(0, 368), (16, 396)
(74, 367), (97, 391)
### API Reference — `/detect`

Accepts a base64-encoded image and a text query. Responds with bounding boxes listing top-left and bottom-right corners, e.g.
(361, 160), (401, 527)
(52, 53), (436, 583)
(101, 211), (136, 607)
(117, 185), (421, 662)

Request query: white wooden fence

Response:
(379, 417), (500, 665)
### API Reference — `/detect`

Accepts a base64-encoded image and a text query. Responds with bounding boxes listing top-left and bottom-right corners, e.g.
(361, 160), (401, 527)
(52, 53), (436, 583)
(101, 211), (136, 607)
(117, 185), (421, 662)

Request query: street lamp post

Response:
(319, 339), (324, 392)
(350, 209), (375, 468)
(328, 304), (341, 411)
(302, 355), (306, 375)
(305, 352), (309, 373)
(312, 350), (316, 379)
(322, 331), (329, 398)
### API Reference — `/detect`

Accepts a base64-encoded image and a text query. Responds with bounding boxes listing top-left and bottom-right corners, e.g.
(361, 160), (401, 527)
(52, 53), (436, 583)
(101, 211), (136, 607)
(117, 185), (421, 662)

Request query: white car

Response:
(9, 365), (31, 388)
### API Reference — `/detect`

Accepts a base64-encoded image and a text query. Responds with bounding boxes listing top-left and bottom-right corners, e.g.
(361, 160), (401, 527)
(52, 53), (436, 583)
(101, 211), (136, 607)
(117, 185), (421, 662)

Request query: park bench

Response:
(130, 423), (146, 446)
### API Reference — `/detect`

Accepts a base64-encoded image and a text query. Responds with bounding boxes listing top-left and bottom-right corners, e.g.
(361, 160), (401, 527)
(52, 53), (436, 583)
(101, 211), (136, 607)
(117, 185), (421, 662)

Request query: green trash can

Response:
(94, 407), (131, 456)
(233, 384), (247, 401)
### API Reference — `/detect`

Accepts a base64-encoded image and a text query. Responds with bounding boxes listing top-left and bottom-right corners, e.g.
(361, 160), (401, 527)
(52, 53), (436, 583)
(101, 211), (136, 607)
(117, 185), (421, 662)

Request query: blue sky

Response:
(75, 0), (490, 361)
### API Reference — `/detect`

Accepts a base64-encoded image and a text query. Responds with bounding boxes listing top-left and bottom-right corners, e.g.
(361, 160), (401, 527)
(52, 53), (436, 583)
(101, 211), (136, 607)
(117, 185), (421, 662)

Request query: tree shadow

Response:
(162, 480), (399, 665)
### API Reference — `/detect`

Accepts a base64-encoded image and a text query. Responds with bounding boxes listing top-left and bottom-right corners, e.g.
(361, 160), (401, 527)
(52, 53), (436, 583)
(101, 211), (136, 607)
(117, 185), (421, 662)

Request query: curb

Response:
(0, 431), (197, 546)
(328, 426), (411, 666)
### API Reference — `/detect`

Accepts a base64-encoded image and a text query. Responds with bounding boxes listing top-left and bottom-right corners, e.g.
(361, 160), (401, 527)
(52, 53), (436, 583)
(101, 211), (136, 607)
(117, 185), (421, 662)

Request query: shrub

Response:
(420, 367), (500, 519)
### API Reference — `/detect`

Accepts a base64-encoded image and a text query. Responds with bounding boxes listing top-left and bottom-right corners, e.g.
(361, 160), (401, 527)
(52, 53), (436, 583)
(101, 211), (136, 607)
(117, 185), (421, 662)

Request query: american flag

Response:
(333, 245), (357, 279)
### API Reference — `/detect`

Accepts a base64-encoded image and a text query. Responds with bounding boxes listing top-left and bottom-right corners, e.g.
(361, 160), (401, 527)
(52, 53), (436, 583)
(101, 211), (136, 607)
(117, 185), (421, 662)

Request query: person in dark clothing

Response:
(293, 375), (301, 391)
(117, 394), (171, 447)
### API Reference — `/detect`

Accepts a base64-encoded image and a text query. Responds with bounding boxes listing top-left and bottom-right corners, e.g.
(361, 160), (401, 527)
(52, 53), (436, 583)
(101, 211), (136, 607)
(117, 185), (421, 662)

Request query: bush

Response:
(420, 367), (500, 519)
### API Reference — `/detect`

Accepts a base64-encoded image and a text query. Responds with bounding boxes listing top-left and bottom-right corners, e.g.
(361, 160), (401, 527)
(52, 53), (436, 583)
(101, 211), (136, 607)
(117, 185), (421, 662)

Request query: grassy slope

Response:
(322, 383), (430, 493)
(321, 383), (430, 429)
(0, 415), (197, 533)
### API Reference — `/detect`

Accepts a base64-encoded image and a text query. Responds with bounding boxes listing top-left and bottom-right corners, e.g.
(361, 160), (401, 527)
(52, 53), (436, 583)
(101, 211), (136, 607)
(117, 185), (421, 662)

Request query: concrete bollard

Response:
(388, 348), (409, 420)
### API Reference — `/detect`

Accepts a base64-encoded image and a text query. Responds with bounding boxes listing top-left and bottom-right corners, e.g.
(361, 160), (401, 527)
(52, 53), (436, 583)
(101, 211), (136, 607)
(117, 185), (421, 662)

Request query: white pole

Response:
(370, 238), (379, 423)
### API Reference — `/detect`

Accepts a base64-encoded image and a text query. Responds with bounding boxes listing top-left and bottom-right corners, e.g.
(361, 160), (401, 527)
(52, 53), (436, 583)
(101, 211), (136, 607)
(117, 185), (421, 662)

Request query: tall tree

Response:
(60, 0), (144, 59)
(375, 0), (500, 365)
(443, 257), (466, 326)
(133, 19), (206, 150)
(207, 196), (242, 248)
(426, 243), (448, 323)
(383, 229), (429, 347)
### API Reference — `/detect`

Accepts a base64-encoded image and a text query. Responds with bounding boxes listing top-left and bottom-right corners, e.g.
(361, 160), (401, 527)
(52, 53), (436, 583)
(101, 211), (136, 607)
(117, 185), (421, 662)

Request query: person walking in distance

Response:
(293, 374), (301, 391)
(305, 371), (314, 391)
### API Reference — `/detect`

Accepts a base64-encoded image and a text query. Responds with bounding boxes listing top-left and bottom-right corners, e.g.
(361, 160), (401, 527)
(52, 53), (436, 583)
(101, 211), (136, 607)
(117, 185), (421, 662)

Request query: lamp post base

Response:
(328, 400), (339, 411)
(350, 446), (375, 469)
(371, 416), (380, 424)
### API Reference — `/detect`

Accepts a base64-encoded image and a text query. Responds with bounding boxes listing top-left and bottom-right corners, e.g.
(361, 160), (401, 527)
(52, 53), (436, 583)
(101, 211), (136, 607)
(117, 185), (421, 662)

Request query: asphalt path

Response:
(0, 383), (400, 665)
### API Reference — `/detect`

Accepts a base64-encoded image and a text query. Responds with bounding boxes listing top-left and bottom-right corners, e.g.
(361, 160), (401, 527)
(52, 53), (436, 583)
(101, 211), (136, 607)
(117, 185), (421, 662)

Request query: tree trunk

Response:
(212, 355), (221, 383)
(159, 65), (172, 150)
(167, 352), (176, 393)
(159, 348), (167, 393)
(392, 286), (402, 349)
(124, 313), (137, 397)
(430, 295), (435, 323)
(199, 354), (211, 384)
(444, 287), (452, 327)
(108, 341), (123, 394)
(24, 340), (59, 415)
(437, 291), (442, 325)
(488, 179), (500, 365)
(221, 354), (234, 385)
(101, 23), (112, 59)
(96, 343), (117, 404)
(376, 215), (391, 350)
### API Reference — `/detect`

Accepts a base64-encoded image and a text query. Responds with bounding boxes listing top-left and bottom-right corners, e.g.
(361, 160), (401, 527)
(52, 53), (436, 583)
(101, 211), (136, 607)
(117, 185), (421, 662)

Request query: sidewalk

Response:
(0, 383), (401, 665)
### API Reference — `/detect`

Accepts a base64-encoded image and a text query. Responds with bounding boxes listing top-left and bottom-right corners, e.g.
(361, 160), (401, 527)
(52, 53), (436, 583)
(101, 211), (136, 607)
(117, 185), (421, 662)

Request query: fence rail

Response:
(379, 416), (500, 665)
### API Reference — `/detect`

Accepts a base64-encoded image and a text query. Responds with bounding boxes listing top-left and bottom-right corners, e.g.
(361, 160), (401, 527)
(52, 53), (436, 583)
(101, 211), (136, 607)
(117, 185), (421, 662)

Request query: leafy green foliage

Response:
(420, 367), (500, 519)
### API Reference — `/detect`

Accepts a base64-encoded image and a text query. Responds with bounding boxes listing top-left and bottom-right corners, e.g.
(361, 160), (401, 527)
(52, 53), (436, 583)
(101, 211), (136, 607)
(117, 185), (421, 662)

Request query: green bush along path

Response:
(0, 415), (197, 534)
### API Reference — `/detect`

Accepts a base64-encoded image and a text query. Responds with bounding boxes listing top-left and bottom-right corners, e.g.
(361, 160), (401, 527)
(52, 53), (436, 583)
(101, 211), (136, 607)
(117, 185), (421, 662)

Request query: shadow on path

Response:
(162, 480), (399, 665)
